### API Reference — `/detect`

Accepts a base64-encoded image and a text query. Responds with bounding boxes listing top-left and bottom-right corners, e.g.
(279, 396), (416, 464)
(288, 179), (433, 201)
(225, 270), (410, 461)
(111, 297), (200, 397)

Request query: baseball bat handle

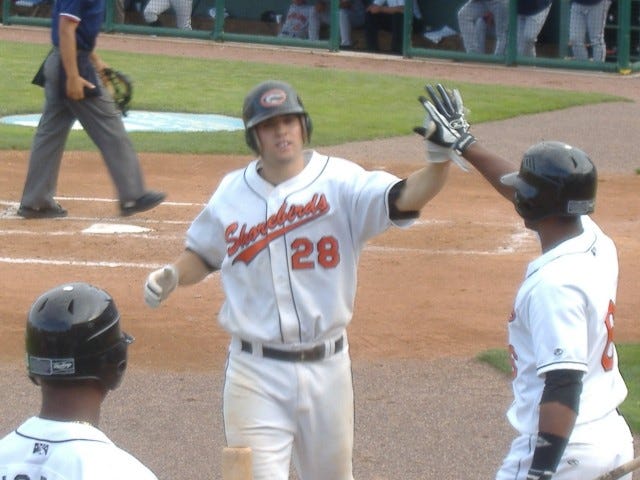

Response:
(222, 446), (253, 480)
(592, 455), (640, 480)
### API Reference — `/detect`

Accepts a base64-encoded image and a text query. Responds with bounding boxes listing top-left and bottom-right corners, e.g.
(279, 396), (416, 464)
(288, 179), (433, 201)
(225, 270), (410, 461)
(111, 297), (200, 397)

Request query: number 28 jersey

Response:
(186, 150), (412, 346)
(506, 215), (628, 435)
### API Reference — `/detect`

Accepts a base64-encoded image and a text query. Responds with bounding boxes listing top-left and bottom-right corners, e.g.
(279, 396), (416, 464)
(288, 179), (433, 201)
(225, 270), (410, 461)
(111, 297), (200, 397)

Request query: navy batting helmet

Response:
(242, 80), (312, 153)
(500, 141), (596, 221)
(26, 282), (133, 391)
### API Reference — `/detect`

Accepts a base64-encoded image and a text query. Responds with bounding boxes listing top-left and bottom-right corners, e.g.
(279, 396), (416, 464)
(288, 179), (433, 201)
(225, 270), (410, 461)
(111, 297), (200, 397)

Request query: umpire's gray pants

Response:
(20, 48), (147, 210)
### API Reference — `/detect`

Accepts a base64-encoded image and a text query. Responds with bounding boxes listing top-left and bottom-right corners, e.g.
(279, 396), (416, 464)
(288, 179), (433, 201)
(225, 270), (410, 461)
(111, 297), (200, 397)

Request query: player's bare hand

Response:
(144, 265), (179, 308)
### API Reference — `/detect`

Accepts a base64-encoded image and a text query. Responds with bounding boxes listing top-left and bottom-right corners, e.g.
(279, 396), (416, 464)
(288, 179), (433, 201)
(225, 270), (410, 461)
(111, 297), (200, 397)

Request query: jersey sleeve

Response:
(528, 281), (590, 376)
(185, 199), (227, 269)
(185, 173), (237, 269)
(346, 167), (407, 243)
(56, 0), (83, 20)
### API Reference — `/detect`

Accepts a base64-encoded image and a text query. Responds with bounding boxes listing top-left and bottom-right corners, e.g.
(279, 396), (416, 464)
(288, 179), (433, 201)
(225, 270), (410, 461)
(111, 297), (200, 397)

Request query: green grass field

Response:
(0, 39), (627, 153)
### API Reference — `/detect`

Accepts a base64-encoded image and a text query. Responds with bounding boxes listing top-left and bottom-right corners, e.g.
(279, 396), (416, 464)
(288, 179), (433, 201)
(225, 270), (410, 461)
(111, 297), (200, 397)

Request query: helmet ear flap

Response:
(245, 128), (260, 153)
(302, 112), (313, 143)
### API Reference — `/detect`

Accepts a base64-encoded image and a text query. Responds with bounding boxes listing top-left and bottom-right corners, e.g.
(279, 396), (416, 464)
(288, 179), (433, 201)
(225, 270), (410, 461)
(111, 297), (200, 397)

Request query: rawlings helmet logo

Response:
(260, 88), (287, 108)
(51, 359), (75, 374)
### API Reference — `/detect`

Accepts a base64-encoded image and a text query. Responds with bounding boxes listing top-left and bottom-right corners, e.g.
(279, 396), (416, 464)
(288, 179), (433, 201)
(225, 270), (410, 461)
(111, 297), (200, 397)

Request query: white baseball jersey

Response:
(0, 416), (158, 480)
(278, 3), (314, 39)
(506, 215), (628, 436)
(186, 150), (411, 345)
(187, 150), (411, 479)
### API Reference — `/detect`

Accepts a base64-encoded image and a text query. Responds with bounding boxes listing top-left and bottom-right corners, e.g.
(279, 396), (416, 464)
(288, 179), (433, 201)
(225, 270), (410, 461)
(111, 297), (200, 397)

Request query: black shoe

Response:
(17, 203), (68, 219)
(120, 191), (166, 217)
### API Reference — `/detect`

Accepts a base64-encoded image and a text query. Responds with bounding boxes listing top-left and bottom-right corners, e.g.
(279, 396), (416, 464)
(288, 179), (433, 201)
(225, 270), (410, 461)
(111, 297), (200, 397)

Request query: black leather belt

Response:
(240, 336), (344, 362)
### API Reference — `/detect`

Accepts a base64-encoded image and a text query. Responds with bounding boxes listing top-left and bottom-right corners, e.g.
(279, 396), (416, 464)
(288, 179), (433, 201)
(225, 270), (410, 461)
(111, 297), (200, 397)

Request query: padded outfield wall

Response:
(3, 0), (639, 73)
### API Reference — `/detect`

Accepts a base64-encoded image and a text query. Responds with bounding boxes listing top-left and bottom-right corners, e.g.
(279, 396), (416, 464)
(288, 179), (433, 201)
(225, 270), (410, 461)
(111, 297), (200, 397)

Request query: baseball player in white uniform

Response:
(0, 282), (158, 480)
(569, 0), (612, 61)
(308, 0), (366, 48)
(143, 0), (192, 29)
(420, 84), (634, 480)
(517, 0), (553, 57)
(144, 79), (454, 480)
(457, 0), (509, 55)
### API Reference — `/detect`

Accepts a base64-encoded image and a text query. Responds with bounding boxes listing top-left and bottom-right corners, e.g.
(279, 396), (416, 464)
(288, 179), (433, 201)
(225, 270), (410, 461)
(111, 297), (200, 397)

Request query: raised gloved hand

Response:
(144, 265), (178, 308)
(413, 83), (476, 171)
(414, 111), (455, 164)
(425, 83), (469, 134)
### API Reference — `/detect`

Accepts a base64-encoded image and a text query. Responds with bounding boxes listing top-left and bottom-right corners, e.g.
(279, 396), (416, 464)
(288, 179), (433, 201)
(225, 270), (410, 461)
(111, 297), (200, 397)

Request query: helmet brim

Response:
(500, 172), (538, 198)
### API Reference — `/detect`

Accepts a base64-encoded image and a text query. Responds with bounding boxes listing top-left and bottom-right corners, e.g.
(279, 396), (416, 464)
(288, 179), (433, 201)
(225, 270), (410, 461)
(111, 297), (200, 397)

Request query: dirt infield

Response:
(1, 25), (639, 479)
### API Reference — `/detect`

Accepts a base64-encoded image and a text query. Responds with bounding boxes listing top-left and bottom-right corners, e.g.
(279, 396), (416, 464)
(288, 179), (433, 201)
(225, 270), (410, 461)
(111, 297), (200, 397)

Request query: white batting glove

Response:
(426, 140), (452, 164)
(144, 264), (179, 308)
(414, 114), (471, 171)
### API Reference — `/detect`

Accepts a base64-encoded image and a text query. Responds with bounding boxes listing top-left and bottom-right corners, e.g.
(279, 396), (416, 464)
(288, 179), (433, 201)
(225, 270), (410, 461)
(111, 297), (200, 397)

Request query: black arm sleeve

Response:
(387, 179), (420, 221)
(528, 369), (584, 478)
(540, 369), (584, 413)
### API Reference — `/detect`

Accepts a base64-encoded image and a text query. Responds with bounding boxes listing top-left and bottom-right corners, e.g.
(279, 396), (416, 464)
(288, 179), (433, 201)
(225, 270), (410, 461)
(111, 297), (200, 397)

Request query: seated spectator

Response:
(364, 0), (424, 54)
(457, 0), (508, 55)
(309, 0), (366, 49)
(517, 0), (553, 57)
(143, 0), (193, 29)
(569, 0), (612, 61)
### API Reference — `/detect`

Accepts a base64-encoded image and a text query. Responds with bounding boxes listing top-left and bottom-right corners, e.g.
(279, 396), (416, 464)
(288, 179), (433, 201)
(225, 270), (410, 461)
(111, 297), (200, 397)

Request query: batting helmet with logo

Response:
(500, 141), (596, 221)
(242, 80), (313, 153)
(26, 282), (133, 390)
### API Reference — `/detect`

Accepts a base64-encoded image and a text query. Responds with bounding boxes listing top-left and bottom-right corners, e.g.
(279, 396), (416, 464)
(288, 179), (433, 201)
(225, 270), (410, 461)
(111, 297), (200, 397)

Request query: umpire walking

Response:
(17, 0), (165, 219)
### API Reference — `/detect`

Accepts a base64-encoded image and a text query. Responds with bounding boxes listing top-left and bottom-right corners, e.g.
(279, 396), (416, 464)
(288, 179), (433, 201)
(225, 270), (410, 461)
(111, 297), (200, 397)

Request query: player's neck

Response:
(258, 152), (307, 185)
(535, 217), (583, 253)
(39, 407), (100, 427)
(39, 382), (104, 427)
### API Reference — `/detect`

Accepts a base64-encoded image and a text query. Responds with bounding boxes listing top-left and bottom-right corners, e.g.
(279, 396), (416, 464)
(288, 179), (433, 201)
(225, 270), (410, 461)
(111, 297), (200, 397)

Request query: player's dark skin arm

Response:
(538, 402), (577, 439)
(461, 142), (516, 202)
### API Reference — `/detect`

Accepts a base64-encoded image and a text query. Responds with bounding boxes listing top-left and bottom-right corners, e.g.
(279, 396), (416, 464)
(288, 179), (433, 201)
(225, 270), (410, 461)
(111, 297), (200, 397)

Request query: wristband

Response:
(526, 469), (553, 480)
(454, 132), (476, 154)
(528, 432), (568, 480)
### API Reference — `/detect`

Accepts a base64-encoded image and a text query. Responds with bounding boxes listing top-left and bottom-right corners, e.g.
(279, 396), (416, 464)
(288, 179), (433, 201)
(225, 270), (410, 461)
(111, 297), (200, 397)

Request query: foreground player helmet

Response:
(500, 141), (596, 221)
(26, 282), (133, 391)
(242, 80), (313, 153)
